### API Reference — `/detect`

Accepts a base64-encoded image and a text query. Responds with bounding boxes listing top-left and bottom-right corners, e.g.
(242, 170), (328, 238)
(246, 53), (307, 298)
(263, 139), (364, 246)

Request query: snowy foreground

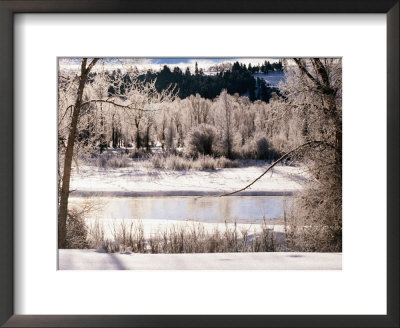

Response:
(62, 162), (339, 271)
(70, 163), (308, 196)
(59, 250), (341, 270)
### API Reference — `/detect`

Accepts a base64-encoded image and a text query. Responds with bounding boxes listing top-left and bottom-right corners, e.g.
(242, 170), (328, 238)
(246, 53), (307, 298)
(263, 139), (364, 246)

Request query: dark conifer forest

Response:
(105, 60), (283, 102)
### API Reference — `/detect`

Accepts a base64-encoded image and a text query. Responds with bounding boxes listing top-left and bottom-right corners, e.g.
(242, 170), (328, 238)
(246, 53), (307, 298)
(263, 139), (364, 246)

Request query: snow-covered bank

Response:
(70, 163), (308, 196)
(59, 250), (342, 270)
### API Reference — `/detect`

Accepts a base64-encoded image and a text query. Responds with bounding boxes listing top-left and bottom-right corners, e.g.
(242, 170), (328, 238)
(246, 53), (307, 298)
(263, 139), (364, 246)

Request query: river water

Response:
(69, 195), (290, 224)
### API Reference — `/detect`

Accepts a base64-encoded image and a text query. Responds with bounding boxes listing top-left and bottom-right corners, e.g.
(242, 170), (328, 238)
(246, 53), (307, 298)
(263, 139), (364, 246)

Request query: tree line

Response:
(104, 60), (282, 102)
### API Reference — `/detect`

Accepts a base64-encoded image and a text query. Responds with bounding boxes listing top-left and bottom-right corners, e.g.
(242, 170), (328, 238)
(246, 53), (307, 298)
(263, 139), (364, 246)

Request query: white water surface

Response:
(69, 195), (290, 223)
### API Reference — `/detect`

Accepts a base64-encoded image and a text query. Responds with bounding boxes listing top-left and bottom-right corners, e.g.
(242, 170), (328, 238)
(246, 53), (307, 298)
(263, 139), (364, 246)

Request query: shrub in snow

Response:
(186, 124), (216, 157)
(96, 152), (130, 169)
(165, 155), (192, 170)
(216, 156), (240, 169)
(151, 153), (239, 171)
(130, 148), (149, 159)
(86, 219), (106, 250)
(286, 185), (342, 252)
(151, 154), (164, 169)
(144, 220), (280, 254)
(151, 154), (191, 170)
(255, 136), (270, 160)
(110, 219), (146, 253)
(65, 209), (89, 249)
(235, 133), (280, 161)
(85, 218), (283, 254)
(194, 155), (216, 170)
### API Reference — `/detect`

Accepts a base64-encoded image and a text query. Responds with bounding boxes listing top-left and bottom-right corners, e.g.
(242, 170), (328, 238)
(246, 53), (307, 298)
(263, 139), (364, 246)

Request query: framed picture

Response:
(0, 1), (398, 327)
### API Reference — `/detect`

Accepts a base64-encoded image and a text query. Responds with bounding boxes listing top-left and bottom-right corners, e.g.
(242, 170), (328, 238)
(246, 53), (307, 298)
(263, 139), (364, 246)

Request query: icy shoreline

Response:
(70, 164), (309, 196)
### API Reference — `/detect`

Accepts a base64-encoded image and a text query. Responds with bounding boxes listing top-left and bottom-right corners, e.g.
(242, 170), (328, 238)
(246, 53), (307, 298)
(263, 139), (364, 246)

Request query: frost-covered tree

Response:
(58, 59), (176, 248)
(121, 78), (176, 150)
(58, 58), (98, 248)
(169, 99), (185, 147)
(220, 58), (342, 251)
(281, 58), (342, 251)
(213, 90), (235, 158)
(188, 93), (212, 126)
(281, 58), (342, 181)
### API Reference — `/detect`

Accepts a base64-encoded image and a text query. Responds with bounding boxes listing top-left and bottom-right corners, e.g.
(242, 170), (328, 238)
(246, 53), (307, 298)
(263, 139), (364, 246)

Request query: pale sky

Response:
(59, 57), (280, 73)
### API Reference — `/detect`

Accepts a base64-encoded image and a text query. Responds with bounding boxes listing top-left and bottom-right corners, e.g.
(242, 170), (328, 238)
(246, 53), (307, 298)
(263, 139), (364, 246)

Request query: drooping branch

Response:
(219, 141), (324, 197)
(80, 99), (159, 112)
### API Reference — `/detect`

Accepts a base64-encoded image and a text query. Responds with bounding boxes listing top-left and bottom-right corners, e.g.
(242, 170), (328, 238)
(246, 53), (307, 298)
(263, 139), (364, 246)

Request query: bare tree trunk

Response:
(223, 92), (232, 159)
(146, 124), (151, 151)
(58, 58), (98, 248)
(134, 120), (141, 149)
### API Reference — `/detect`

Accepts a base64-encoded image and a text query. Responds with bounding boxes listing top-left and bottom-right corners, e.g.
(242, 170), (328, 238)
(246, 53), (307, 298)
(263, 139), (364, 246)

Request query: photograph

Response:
(57, 57), (342, 270)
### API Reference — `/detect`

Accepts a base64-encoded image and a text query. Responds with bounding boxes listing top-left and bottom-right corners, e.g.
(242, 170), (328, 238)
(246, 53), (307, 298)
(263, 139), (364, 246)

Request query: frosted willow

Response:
(58, 58), (175, 248)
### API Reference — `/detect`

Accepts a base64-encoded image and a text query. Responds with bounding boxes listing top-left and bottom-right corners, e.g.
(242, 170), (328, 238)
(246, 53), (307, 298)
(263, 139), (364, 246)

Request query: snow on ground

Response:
(59, 250), (341, 270)
(70, 161), (309, 196)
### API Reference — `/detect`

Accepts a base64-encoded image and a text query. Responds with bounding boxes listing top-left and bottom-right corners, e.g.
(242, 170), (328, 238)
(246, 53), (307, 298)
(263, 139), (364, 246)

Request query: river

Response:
(69, 195), (290, 224)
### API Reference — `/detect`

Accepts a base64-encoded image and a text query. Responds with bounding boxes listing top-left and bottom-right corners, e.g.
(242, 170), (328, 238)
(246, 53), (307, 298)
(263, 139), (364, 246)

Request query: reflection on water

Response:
(69, 196), (290, 224)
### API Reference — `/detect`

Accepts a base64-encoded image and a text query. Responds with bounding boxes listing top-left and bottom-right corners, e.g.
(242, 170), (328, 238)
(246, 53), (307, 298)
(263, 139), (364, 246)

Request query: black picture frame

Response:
(0, 1), (398, 327)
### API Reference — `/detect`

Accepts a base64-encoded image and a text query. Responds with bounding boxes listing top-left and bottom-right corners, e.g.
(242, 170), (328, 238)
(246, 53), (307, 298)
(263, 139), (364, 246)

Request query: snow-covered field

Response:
(70, 161), (308, 197)
(59, 250), (341, 270)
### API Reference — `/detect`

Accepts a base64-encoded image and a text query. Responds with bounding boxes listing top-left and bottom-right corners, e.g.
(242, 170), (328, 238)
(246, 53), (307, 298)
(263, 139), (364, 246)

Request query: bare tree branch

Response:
(219, 141), (324, 197)
(86, 58), (99, 74)
(293, 58), (334, 96)
(58, 104), (74, 127)
(80, 99), (159, 112)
